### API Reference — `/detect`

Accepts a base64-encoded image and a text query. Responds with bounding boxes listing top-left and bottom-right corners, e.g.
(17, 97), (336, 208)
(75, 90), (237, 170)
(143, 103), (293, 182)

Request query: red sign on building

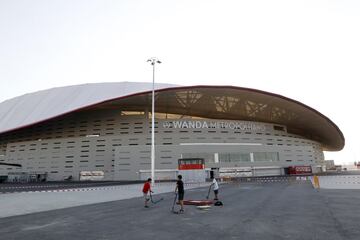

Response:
(288, 166), (312, 175)
(178, 158), (205, 170)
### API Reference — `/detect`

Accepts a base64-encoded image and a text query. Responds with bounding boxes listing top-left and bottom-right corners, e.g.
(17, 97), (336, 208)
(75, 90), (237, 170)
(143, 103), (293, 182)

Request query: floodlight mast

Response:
(147, 58), (161, 186)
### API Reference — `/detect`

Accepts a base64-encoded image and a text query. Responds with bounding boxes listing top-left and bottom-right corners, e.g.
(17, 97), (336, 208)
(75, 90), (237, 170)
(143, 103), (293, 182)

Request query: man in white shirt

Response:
(211, 177), (219, 200)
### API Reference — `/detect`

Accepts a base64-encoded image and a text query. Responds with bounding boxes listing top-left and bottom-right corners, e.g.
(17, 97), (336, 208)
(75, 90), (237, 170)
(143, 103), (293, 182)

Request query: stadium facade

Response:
(0, 82), (344, 181)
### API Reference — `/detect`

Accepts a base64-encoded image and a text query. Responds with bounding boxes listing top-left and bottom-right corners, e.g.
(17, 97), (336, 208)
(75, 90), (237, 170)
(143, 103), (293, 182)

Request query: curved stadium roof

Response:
(0, 82), (344, 151)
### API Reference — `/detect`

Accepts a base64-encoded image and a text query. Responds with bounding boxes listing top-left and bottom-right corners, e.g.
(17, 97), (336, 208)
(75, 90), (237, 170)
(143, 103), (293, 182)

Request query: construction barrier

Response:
(226, 176), (310, 184)
(310, 175), (360, 189)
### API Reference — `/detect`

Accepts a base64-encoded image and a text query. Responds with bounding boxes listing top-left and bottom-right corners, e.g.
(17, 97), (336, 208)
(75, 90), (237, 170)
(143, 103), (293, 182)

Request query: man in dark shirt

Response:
(175, 175), (184, 212)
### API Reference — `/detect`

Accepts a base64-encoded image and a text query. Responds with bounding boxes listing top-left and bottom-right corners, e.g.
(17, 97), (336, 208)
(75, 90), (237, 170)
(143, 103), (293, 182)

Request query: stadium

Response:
(0, 82), (344, 182)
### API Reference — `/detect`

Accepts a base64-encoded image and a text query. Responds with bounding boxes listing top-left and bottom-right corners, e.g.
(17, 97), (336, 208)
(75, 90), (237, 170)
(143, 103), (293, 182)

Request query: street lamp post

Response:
(147, 58), (161, 186)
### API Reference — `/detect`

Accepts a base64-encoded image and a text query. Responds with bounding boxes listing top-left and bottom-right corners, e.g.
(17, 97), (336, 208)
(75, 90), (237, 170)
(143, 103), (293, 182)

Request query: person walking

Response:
(211, 177), (219, 200)
(142, 178), (153, 208)
(175, 175), (185, 213)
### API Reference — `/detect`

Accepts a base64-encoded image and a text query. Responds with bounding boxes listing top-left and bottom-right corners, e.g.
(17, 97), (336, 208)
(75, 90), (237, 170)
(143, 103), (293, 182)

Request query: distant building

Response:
(325, 160), (335, 170)
(0, 82), (345, 181)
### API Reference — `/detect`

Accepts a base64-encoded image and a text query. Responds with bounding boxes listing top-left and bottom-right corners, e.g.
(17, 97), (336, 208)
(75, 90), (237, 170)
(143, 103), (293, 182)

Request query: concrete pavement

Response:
(1, 182), (360, 240)
(0, 182), (207, 218)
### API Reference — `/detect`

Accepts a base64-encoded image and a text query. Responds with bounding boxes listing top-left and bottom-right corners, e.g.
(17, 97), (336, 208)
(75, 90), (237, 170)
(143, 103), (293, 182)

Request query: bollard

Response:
(313, 175), (320, 189)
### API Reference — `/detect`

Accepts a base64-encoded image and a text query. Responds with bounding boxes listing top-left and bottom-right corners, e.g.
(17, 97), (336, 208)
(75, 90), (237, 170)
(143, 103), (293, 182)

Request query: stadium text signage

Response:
(162, 120), (266, 131)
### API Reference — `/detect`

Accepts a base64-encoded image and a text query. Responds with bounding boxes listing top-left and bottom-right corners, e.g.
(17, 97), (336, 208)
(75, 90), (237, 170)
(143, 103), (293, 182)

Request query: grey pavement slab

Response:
(0, 182), (359, 240)
(0, 182), (207, 218)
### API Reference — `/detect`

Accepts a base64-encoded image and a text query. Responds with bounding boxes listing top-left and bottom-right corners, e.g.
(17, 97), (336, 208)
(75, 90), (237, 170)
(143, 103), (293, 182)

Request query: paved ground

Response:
(0, 182), (206, 218)
(0, 181), (142, 193)
(1, 182), (360, 240)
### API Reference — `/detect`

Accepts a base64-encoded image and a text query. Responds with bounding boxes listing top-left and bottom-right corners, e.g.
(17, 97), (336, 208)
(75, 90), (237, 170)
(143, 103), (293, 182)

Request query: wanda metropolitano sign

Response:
(162, 120), (269, 132)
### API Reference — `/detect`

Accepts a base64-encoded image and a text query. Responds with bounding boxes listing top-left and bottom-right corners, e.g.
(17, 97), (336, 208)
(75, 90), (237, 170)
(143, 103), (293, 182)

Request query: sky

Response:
(0, 0), (359, 165)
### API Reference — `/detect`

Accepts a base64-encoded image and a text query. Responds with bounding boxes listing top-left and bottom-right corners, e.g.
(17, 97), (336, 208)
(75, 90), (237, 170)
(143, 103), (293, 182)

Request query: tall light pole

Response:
(147, 57), (161, 186)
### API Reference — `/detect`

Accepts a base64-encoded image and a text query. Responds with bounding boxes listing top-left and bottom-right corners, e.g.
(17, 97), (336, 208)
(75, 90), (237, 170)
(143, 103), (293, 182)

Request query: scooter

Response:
(149, 191), (164, 204)
(206, 184), (212, 199)
(171, 192), (180, 214)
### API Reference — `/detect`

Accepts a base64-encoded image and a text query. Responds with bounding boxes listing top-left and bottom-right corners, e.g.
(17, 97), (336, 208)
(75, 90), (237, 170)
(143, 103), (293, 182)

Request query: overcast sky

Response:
(0, 0), (359, 165)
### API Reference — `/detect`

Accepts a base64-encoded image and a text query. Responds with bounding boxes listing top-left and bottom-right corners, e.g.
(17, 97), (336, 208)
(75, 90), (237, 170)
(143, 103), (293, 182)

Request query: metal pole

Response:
(151, 61), (155, 186)
(147, 58), (161, 186)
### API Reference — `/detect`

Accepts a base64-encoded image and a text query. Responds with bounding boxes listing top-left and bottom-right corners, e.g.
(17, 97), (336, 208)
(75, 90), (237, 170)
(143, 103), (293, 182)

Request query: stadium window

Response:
(253, 152), (279, 162)
(274, 125), (285, 131)
(219, 153), (231, 163)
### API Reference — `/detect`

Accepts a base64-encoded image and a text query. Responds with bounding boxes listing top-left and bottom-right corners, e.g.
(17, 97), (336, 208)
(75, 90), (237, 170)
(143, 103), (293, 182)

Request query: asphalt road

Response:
(0, 182), (359, 240)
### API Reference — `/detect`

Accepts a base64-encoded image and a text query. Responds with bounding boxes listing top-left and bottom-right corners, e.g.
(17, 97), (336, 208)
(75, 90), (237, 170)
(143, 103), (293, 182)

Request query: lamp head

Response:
(147, 58), (161, 65)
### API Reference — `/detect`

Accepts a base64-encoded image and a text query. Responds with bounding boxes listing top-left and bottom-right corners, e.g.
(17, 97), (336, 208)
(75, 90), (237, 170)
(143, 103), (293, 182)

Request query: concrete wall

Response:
(0, 110), (324, 181)
(114, 144), (314, 180)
